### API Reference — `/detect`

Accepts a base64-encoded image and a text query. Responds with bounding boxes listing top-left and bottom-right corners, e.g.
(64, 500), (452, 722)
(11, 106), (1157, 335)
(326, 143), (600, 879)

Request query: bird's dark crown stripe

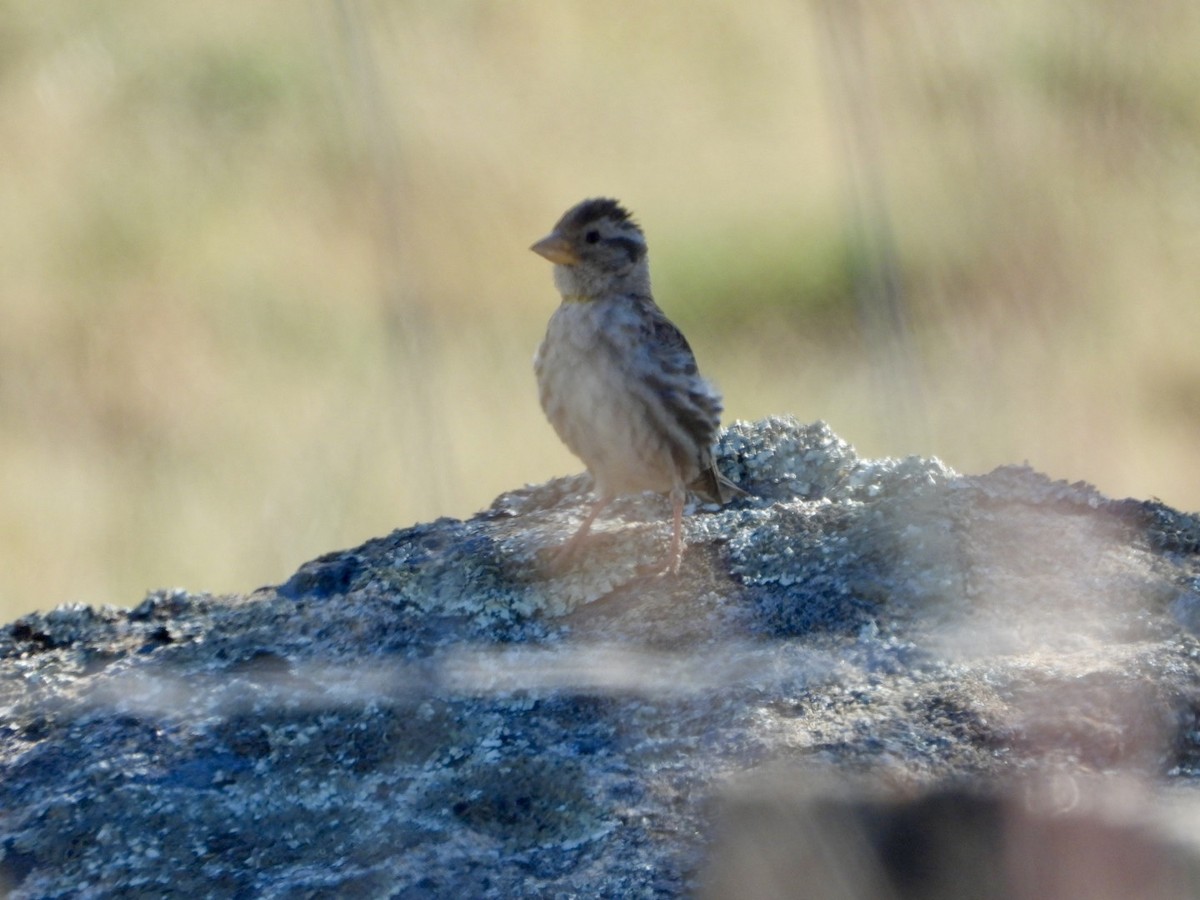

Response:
(563, 198), (642, 233)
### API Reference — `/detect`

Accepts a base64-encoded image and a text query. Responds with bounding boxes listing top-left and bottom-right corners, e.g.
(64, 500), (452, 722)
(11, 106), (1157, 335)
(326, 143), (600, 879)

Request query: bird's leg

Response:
(666, 483), (685, 575)
(636, 483), (686, 577)
(551, 495), (611, 568)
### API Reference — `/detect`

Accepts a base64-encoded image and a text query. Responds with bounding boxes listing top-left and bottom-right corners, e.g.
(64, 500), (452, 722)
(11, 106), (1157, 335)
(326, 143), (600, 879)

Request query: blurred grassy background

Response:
(2, 1), (1198, 619)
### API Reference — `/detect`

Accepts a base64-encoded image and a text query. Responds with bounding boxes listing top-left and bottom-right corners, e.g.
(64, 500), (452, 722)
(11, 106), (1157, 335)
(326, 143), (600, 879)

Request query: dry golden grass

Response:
(2, 1), (1198, 619)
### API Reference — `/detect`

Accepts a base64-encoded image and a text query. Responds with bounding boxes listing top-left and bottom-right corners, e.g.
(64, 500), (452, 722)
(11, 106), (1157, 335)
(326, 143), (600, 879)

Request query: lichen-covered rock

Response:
(2, 418), (1200, 897)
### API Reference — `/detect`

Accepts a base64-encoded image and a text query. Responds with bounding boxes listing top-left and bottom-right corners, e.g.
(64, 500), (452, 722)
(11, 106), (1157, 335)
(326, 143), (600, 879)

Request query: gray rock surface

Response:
(2, 418), (1200, 897)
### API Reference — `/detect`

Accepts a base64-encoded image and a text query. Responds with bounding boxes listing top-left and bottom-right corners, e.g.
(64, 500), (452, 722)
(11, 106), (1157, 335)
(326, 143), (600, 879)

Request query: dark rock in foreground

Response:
(2, 418), (1200, 898)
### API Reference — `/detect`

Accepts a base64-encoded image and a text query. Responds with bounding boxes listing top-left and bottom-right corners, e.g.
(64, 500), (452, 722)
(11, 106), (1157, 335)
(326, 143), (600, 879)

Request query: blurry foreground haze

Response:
(2, 2), (1198, 619)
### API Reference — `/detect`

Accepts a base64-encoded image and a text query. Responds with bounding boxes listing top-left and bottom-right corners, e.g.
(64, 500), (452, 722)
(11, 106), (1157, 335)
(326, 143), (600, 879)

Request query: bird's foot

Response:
(633, 537), (683, 578)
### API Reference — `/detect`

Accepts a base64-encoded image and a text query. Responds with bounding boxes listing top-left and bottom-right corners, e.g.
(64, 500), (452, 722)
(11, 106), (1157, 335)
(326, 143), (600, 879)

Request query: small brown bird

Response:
(531, 197), (742, 574)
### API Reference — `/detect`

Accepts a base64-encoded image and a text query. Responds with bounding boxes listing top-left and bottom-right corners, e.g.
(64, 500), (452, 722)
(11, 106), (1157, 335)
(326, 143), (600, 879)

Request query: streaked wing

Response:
(628, 298), (723, 460)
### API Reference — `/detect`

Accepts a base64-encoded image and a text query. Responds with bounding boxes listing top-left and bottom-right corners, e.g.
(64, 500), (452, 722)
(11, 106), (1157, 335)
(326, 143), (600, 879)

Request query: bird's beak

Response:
(530, 232), (579, 265)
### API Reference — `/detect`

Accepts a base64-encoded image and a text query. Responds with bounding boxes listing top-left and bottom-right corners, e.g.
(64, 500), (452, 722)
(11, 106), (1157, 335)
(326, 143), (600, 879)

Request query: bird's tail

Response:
(689, 459), (749, 505)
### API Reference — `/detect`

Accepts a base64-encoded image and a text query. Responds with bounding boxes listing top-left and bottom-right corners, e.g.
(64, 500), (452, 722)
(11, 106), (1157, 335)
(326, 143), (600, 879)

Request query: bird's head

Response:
(530, 198), (650, 299)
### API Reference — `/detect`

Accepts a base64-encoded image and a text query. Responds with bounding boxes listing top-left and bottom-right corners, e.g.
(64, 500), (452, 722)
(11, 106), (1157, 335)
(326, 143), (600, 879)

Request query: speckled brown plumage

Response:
(531, 197), (743, 573)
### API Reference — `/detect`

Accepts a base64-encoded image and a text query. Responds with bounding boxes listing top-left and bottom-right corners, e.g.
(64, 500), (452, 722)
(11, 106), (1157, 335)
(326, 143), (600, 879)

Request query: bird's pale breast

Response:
(535, 300), (700, 497)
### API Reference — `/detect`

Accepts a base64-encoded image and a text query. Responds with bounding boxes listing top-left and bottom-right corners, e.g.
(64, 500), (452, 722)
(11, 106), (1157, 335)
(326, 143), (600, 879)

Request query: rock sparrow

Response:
(531, 197), (742, 574)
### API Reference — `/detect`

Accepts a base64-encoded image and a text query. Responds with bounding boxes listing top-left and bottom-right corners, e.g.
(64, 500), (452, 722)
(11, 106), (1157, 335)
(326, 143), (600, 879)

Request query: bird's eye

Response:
(584, 229), (601, 244)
